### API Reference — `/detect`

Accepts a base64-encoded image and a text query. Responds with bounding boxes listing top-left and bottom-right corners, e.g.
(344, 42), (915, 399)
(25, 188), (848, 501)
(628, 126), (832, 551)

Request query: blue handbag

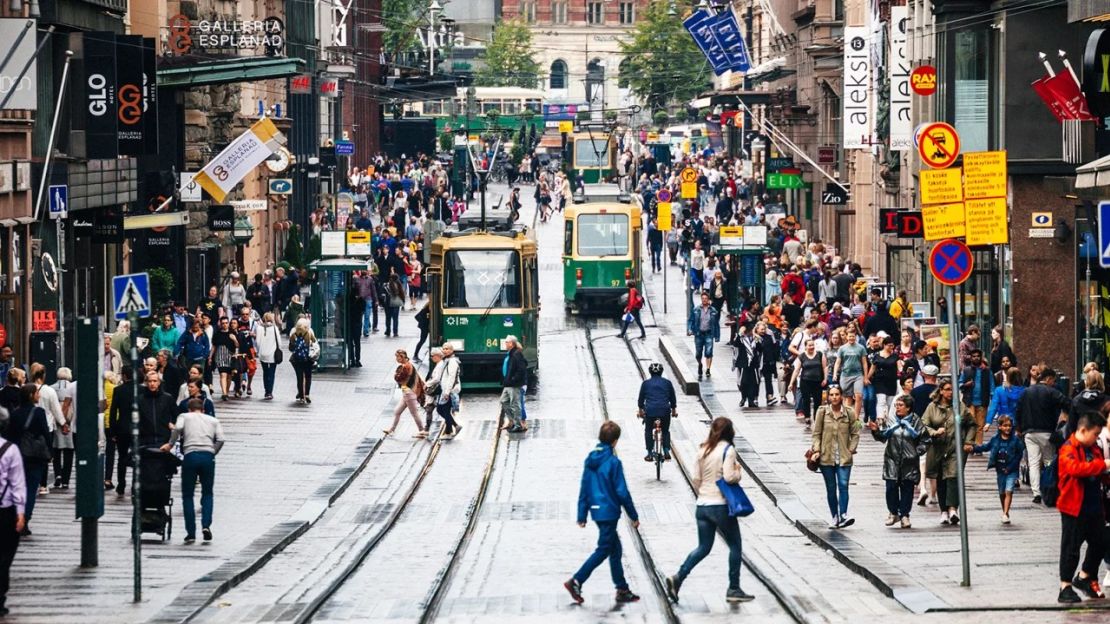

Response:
(715, 445), (755, 517)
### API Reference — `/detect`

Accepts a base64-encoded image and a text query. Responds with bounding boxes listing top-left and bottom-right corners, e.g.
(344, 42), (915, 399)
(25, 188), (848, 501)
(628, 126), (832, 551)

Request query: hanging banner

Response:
(116, 35), (145, 157)
(713, 10), (751, 73)
(684, 10), (730, 76)
(81, 32), (119, 159)
(889, 6), (911, 151)
(193, 118), (286, 203)
(843, 26), (873, 149)
(141, 37), (160, 155)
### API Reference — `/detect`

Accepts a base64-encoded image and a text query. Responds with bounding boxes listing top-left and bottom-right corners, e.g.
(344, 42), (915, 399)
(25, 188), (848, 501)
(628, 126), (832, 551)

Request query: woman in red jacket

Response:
(1055, 410), (1110, 603)
(619, 281), (646, 341)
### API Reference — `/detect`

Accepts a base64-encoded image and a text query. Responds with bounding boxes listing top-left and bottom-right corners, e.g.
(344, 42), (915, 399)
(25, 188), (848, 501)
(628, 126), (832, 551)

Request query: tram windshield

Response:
(444, 249), (522, 308)
(577, 214), (629, 257)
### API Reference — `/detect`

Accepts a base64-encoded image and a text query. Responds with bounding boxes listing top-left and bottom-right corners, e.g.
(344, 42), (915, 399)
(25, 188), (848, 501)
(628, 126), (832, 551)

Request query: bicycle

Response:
(652, 418), (664, 481)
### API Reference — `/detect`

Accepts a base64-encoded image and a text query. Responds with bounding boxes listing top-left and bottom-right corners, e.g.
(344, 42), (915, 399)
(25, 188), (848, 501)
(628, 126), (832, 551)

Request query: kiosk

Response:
(307, 258), (369, 370)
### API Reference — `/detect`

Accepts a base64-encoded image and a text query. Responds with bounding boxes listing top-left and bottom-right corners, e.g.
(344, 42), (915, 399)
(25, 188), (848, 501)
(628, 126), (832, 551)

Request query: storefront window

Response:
(948, 27), (991, 152)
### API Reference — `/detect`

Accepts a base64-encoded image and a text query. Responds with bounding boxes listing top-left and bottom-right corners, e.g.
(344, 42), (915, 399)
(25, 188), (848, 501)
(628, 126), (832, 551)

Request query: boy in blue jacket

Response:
(965, 414), (1024, 524)
(565, 421), (641, 605)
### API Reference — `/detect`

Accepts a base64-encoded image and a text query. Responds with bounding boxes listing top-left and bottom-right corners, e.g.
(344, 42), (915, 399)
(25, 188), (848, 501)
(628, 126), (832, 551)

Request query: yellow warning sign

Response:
(964, 198), (1009, 246)
(962, 150), (1007, 200)
(558, 121), (574, 133)
(922, 202), (966, 241)
(656, 202), (672, 230)
(681, 181), (697, 199)
(719, 226), (744, 240)
(681, 167), (698, 183)
(919, 168), (964, 205)
(918, 122), (961, 169)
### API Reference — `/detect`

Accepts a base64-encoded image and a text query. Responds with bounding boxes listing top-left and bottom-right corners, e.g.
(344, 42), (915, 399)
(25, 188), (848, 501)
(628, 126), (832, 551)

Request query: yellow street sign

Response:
(962, 150), (1007, 200)
(922, 202), (966, 240)
(681, 181), (697, 199)
(919, 168), (964, 205)
(964, 198), (1009, 246)
(346, 231), (370, 243)
(558, 121), (574, 133)
(918, 122), (961, 169)
(681, 167), (698, 183)
(656, 202), (672, 230)
(719, 225), (744, 239)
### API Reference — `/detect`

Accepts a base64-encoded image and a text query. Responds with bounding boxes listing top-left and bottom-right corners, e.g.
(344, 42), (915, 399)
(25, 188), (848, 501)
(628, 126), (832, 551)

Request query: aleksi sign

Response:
(888, 6), (912, 151)
(843, 26), (873, 149)
(167, 14), (285, 56)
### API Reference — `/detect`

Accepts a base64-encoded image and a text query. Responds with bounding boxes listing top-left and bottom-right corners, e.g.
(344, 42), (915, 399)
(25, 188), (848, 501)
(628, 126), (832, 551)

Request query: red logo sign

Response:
(910, 65), (937, 96)
(32, 310), (58, 332)
(0, 322), (7, 348)
(291, 75), (312, 95)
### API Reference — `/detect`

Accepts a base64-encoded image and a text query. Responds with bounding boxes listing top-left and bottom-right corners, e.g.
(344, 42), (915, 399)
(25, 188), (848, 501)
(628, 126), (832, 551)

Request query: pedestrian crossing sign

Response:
(113, 272), (151, 320)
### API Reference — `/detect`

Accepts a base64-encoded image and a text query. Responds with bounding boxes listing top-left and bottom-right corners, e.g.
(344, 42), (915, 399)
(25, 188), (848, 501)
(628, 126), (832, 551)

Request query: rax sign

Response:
(879, 209), (924, 239)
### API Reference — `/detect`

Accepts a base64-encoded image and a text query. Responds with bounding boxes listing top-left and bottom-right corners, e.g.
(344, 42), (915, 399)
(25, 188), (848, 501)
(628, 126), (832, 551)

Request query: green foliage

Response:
(697, 107), (710, 119)
(653, 110), (669, 127)
(382, 0), (426, 55)
(673, 108), (689, 123)
(511, 141), (525, 165)
(521, 108), (535, 121)
(439, 131), (453, 151)
(619, 2), (713, 111)
(475, 19), (540, 88)
(147, 267), (175, 310)
(604, 110), (618, 121)
(282, 225), (304, 269)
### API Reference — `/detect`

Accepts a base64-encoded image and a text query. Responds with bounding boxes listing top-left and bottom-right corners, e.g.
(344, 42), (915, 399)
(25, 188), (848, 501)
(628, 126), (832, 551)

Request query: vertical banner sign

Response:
(889, 6), (911, 151)
(843, 26), (873, 149)
(141, 38), (160, 155)
(83, 32), (119, 159)
(684, 10), (730, 76)
(115, 35), (145, 156)
(713, 10), (751, 73)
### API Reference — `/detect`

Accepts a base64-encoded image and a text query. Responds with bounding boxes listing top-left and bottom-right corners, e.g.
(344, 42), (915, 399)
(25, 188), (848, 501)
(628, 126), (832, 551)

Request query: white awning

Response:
(1075, 153), (1110, 189)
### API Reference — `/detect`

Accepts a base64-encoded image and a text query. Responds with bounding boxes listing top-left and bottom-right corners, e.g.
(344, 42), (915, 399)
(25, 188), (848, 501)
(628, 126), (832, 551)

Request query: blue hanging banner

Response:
(684, 10), (731, 76)
(713, 10), (751, 73)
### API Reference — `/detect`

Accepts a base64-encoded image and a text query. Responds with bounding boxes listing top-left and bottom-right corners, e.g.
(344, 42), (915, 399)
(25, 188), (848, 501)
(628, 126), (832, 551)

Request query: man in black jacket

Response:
(108, 366), (134, 494)
(1016, 367), (1070, 504)
(499, 335), (528, 433)
(135, 371), (177, 448)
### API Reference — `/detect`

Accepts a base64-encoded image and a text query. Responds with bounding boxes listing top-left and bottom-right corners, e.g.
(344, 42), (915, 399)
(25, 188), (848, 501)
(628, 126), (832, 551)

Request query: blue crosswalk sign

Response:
(113, 272), (151, 320)
(48, 185), (67, 219)
(1100, 201), (1110, 268)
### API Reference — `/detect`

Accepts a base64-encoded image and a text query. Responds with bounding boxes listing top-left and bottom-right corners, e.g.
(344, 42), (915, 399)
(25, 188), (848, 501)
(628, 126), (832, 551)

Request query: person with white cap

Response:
(221, 271), (247, 316)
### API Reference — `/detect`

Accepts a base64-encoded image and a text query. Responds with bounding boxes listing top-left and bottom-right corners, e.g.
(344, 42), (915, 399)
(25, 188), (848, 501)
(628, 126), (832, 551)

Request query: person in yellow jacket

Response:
(888, 290), (914, 320)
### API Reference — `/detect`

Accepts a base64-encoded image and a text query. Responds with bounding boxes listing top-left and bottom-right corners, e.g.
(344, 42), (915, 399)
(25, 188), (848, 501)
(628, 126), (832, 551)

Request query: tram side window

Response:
(564, 220), (573, 256)
(444, 250), (522, 308)
(577, 214), (629, 257)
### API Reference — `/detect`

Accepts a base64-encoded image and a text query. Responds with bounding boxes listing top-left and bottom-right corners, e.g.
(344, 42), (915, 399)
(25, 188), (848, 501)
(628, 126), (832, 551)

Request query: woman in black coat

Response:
(758, 321), (782, 406)
(5, 384), (50, 535)
(733, 324), (763, 409)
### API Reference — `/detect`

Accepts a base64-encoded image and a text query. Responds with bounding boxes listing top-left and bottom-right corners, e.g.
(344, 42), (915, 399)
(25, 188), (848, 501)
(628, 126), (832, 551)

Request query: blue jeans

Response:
(677, 504), (742, 590)
(261, 362), (277, 396)
(181, 451), (216, 539)
(819, 465), (852, 518)
(23, 462), (46, 522)
(574, 520), (628, 590)
(362, 300), (378, 334)
(385, 306), (400, 336)
(862, 384), (877, 422)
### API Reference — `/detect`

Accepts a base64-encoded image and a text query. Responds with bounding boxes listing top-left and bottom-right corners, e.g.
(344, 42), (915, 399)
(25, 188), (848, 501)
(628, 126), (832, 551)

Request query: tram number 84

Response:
(485, 338), (506, 349)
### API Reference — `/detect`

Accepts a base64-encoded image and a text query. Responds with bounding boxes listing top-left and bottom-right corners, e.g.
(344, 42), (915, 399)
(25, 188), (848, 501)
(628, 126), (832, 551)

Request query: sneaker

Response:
(917, 493), (928, 507)
(949, 512), (960, 525)
(1058, 586), (1082, 604)
(665, 575), (682, 603)
(413, 431), (427, 439)
(705, 369), (712, 378)
(1032, 495), (1042, 504)
(202, 527), (212, 542)
(726, 588), (755, 603)
(885, 513), (897, 526)
(644, 454), (654, 462)
(838, 516), (855, 528)
(940, 511), (950, 525)
(615, 589), (640, 603)
(900, 516), (912, 529)
(37, 486), (47, 496)
(1001, 513), (1011, 525)
(305, 396), (312, 404)
(1073, 574), (1105, 599)
(184, 536), (196, 544)
(564, 578), (584, 604)
(828, 517), (840, 529)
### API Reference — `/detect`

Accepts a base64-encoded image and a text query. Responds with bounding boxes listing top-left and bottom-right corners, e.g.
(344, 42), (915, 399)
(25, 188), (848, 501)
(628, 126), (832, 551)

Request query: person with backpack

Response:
(618, 281), (646, 341)
(1054, 409), (1109, 603)
(3, 385), (49, 536)
(564, 421), (641, 606)
(664, 417), (752, 603)
(384, 349), (427, 438)
(288, 318), (318, 405)
(1017, 367), (1070, 505)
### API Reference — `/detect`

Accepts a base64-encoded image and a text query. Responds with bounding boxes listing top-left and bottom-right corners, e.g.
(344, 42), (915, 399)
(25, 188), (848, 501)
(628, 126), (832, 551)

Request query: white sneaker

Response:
(885, 513), (897, 526)
(940, 511), (950, 525)
(828, 517), (840, 529)
(1001, 513), (1011, 524)
(900, 516), (912, 529)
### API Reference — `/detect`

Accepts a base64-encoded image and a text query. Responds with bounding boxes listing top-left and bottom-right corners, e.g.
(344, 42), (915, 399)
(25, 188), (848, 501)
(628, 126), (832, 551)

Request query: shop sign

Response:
(93, 208), (124, 243)
(898, 211), (924, 238)
(32, 310), (57, 332)
(910, 65), (937, 96)
(291, 74), (312, 94)
(889, 6), (911, 151)
(817, 145), (837, 165)
(71, 215), (94, 238)
(167, 14), (285, 56)
(116, 35), (146, 156)
(320, 79), (339, 98)
(879, 208), (901, 234)
(207, 205), (235, 231)
(81, 32), (119, 160)
(1084, 29), (1110, 117)
(821, 184), (849, 205)
(843, 25), (874, 149)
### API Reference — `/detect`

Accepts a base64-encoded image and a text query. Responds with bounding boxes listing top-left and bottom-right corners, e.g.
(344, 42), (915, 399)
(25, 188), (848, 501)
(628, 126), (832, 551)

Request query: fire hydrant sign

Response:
(919, 168), (963, 205)
(964, 197), (1009, 246)
(922, 203), (966, 240)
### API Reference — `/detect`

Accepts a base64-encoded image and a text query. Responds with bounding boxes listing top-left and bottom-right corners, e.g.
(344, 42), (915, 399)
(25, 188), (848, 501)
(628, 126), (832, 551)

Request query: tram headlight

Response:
(624, 267), (632, 280)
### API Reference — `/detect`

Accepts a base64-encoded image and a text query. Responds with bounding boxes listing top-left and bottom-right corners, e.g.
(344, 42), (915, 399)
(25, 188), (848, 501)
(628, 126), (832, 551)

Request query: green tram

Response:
(568, 132), (617, 184)
(428, 227), (539, 390)
(563, 186), (643, 314)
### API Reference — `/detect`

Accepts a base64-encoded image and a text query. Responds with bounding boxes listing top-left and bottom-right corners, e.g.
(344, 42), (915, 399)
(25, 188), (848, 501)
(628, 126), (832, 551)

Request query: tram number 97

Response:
(611, 279), (622, 286)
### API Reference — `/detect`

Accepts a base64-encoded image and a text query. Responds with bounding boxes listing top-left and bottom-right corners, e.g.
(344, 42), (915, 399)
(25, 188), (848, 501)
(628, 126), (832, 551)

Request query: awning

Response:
(1075, 153), (1110, 189)
(157, 57), (306, 89)
(690, 90), (773, 109)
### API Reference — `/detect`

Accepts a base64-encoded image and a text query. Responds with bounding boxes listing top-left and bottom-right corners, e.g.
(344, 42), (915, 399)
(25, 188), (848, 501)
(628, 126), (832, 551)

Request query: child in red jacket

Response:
(1056, 411), (1110, 603)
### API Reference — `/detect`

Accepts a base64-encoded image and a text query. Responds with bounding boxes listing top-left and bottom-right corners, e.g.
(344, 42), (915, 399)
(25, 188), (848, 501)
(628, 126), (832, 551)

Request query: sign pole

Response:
(130, 311), (142, 602)
(947, 284), (971, 587)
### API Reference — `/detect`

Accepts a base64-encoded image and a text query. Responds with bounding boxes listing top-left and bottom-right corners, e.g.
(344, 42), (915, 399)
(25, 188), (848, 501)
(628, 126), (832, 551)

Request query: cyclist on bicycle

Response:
(637, 362), (677, 462)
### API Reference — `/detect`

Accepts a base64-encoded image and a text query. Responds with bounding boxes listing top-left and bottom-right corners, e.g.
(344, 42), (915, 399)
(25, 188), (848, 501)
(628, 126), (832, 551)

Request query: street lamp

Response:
(667, 2), (677, 17)
(428, 0), (443, 76)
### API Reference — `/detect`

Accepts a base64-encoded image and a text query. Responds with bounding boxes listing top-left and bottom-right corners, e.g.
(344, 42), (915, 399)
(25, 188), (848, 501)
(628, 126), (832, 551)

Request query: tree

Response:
(382, 0), (427, 57)
(653, 110), (669, 127)
(619, 1), (712, 112)
(476, 19), (540, 88)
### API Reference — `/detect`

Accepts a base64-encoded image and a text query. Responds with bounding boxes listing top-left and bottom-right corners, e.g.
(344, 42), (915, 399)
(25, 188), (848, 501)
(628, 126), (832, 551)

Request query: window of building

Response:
(550, 60), (568, 90)
(587, 1), (603, 24)
(552, 1), (567, 24)
(522, 1), (536, 23)
(619, 2), (634, 24)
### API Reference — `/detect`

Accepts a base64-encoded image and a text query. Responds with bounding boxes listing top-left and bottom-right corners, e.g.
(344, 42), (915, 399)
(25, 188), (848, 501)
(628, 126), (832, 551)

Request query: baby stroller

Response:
(138, 446), (180, 541)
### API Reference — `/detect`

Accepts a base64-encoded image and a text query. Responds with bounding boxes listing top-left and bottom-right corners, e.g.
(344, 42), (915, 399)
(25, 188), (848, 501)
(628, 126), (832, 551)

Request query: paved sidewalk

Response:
(8, 310), (424, 624)
(641, 262), (1109, 613)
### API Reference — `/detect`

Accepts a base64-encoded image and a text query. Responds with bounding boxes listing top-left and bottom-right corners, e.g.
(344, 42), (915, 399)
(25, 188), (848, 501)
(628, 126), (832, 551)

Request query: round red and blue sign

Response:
(656, 188), (672, 202)
(928, 239), (974, 286)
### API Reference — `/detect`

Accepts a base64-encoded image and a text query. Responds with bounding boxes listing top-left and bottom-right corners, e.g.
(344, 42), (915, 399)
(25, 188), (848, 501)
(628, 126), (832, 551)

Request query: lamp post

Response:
(428, 0), (443, 76)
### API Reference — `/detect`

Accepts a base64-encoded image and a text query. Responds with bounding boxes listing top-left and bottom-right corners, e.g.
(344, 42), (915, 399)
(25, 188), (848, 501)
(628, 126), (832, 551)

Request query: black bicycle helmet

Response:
(648, 362), (664, 376)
